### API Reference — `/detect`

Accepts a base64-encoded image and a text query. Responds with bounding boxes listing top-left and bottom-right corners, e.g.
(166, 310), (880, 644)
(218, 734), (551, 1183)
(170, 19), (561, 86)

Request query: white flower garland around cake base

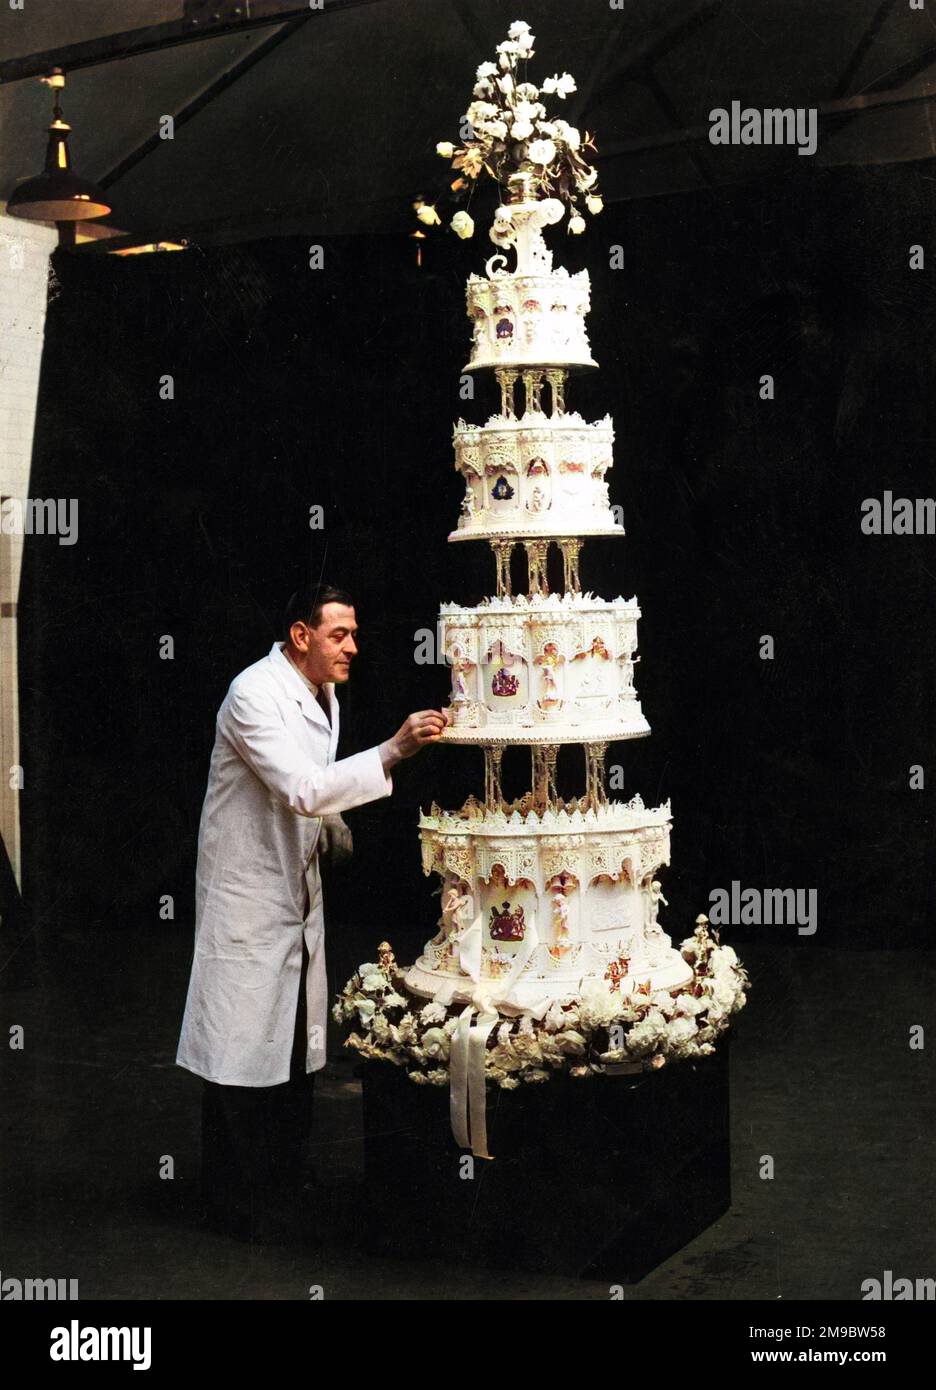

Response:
(333, 917), (749, 1091)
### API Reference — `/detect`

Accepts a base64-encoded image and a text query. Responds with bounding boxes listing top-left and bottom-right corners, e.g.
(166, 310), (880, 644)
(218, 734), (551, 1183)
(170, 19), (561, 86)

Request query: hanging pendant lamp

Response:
(5, 71), (111, 246)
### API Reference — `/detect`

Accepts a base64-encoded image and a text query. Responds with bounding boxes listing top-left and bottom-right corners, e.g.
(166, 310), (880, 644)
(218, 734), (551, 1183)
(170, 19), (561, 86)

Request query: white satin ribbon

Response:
(448, 1003), (500, 1157)
(449, 1004), (473, 1149)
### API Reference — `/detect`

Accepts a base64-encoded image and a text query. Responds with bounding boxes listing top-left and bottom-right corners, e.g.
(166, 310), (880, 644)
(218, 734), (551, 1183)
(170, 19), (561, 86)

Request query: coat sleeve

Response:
(221, 684), (393, 818)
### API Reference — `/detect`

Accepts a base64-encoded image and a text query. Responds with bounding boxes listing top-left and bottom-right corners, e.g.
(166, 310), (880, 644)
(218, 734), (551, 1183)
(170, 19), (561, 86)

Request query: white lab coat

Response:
(176, 641), (393, 1087)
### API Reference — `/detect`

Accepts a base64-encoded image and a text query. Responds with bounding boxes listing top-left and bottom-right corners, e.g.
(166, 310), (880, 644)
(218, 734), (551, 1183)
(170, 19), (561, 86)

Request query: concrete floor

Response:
(1, 927), (932, 1300)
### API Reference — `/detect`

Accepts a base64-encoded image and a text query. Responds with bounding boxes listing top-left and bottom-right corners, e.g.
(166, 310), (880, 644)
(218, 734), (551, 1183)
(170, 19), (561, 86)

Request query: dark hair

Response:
(282, 583), (354, 639)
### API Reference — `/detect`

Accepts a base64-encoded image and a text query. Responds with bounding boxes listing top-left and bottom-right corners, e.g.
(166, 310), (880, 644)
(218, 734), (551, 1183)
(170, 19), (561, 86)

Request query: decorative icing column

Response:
(524, 539), (549, 595)
(531, 744), (559, 813)
(521, 368), (544, 414)
(544, 368), (567, 416)
(559, 538), (583, 593)
(490, 538), (514, 596)
(584, 742), (609, 810)
(496, 367), (519, 418)
(484, 745), (503, 811)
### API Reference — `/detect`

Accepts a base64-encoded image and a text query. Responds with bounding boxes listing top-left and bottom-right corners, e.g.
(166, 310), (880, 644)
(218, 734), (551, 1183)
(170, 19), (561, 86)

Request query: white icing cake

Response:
(404, 177), (687, 1015)
(463, 197), (597, 371)
(404, 795), (692, 1013)
(450, 410), (623, 542)
(465, 267), (596, 371)
(439, 591), (649, 744)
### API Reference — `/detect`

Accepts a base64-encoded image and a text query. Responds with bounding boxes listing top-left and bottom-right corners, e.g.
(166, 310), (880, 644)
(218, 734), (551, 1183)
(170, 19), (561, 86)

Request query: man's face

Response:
(289, 603), (358, 685)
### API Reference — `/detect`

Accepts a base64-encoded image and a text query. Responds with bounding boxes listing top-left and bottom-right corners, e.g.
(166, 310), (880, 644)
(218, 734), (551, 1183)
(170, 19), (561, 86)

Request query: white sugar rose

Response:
(436, 141), (455, 159)
(512, 1034), (543, 1063)
(421, 1027), (450, 1060)
(419, 1001), (448, 1024)
(568, 215), (586, 235)
(542, 73), (576, 99)
(586, 194), (604, 215)
(451, 211), (475, 239)
(543, 1001), (566, 1032)
(489, 1043), (522, 1072)
(476, 60), (498, 78)
(511, 120), (535, 141)
(467, 100), (498, 122)
(527, 138), (557, 166)
(355, 997), (376, 1026)
(667, 1016), (698, 1045)
(415, 204), (441, 227)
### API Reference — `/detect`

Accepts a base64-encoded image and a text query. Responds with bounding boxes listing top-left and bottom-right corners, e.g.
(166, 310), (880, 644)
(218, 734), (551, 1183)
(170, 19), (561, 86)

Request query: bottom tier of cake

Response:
(404, 795), (693, 1013)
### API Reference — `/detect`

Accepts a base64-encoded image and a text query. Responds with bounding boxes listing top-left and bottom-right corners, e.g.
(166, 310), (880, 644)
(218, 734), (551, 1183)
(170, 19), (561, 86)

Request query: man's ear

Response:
(289, 621), (310, 653)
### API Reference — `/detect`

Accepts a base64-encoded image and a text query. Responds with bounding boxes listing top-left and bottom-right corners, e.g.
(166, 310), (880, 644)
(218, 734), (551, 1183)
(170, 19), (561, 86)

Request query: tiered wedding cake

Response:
(403, 172), (693, 1015)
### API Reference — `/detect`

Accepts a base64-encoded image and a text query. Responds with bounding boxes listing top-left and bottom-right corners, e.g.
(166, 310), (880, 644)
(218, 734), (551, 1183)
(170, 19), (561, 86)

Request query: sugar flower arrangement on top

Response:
(427, 19), (603, 240)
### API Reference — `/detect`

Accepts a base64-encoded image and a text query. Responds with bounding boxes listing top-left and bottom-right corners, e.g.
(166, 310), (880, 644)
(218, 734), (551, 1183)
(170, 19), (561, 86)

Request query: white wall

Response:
(0, 213), (58, 892)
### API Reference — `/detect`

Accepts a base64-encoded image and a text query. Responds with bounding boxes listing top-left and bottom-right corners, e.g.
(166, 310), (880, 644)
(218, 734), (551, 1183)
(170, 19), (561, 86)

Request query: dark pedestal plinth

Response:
(357, 1044), (730, 1282)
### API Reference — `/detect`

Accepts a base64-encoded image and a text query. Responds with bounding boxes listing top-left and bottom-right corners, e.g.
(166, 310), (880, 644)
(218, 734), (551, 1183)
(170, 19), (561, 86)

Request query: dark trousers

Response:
(201, 938), (316, 1237)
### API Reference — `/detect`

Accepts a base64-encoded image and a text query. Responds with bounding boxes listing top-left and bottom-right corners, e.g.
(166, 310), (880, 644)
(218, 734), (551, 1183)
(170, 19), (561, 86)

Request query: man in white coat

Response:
(176, 583), (447, 1240)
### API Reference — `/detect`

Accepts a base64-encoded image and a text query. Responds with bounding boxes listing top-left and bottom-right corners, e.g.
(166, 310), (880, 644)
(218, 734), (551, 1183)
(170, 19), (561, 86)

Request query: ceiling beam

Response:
(832, 0), (899, 100)
(96, 14), (311, 190)
(0, 0), (388, 84)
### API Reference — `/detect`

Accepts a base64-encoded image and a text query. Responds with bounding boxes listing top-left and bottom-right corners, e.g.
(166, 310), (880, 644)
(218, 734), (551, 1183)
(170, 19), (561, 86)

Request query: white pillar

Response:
(0, 213), (58, 891)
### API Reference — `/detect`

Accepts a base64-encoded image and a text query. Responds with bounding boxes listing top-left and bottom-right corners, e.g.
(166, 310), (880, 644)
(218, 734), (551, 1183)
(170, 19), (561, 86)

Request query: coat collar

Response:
(268, 642), (333, 730)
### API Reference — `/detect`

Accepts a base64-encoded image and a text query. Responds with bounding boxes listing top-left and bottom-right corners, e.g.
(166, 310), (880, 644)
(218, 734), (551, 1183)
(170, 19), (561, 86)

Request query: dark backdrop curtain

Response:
(19, 160), (936, 978)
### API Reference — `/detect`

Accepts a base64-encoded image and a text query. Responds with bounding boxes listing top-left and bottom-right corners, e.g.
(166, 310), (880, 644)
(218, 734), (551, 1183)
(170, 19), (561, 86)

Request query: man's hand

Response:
(318, 813), (353, 866)
(380, 709), (450, 771)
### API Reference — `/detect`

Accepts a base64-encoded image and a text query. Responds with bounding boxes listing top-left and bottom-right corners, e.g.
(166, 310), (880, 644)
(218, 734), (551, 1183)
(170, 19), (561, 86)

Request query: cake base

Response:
(356, 1043), (731, 1281)
(403, 946), (693, 1013)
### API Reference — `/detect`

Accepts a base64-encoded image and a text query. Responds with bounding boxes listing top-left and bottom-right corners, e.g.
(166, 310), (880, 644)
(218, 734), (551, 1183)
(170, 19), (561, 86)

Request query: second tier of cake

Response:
(439, 591), (649, 743)
(449, 409), (623, 542)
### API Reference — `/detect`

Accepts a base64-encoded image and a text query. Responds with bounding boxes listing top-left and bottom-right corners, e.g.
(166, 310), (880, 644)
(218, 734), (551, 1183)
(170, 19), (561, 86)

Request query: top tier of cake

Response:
(464, 197), (597, 372)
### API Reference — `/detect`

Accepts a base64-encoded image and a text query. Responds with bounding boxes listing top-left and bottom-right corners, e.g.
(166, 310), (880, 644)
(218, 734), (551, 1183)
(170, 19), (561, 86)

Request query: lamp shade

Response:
(6, 113), (110, 223)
